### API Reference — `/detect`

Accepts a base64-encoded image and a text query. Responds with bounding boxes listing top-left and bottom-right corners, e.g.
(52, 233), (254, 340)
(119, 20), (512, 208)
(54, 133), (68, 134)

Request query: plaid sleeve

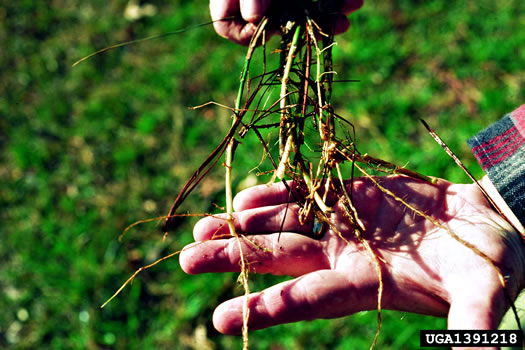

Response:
(467, 105), (525, 229)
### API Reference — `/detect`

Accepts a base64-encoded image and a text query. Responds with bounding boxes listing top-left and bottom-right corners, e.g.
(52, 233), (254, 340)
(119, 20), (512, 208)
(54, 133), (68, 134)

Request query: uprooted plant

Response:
(76, 1), (523, 349)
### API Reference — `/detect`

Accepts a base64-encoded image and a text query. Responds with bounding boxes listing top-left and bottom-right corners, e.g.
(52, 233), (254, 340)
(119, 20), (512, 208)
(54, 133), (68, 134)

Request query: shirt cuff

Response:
(467, 105), (525, 232)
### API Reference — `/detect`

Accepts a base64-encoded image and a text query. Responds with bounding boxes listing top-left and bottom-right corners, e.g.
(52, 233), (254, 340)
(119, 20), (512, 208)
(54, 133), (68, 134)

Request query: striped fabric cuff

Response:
(467, 105), (525, 229)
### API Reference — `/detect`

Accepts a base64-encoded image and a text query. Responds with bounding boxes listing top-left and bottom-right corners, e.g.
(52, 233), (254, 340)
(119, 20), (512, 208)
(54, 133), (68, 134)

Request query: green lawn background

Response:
(2, 1), (525, 349)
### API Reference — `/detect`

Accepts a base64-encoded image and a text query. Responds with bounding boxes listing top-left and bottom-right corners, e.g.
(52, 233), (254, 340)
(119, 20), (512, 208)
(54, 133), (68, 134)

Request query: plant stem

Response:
(298, 160), (333, 214)
(226, 17), (268, 219)
(279, 24), (302, 154)
(224, 18), (268, 350)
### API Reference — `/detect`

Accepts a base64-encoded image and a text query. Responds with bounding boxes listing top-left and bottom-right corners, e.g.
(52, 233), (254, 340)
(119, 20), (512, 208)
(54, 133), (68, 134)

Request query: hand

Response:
(180, 176), (525, 339)
(210, 0), (365, 45)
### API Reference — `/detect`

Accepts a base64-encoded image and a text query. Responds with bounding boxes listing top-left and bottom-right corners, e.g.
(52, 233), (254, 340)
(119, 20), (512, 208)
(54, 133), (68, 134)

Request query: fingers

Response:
(210, 0), (239, 23)
(341, 0), (365, 15)
(210, 0), (253, 45)
(210, 0), (363, 45)
(212, 269), (380, 334)
(194, 202), (313, 241)
(179, 231), (328, 276)
(233, 181), (297, 211)
(233, 181), (338, 211)
(210, 0), (271, 45)
(322, 0), (364, 36)
(329, 14), (351, 37)
(240, 0), (272, 23)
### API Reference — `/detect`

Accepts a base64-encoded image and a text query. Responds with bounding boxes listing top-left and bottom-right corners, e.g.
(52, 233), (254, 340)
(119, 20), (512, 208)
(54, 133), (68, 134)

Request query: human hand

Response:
(210, 0), (365, 45)
(180, 176), (524, 343)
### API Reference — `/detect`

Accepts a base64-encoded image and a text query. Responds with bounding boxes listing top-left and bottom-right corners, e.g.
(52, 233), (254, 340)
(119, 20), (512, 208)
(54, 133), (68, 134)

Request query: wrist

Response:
(480, 176), (525, 237)
(480, 176), (525, 302)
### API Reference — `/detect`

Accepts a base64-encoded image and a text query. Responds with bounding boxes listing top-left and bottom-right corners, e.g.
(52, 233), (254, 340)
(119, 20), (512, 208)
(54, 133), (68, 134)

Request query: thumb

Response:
(447, 285), (506, 330)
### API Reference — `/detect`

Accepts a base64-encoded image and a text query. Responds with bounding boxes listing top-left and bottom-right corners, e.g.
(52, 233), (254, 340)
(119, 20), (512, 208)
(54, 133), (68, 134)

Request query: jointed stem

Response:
(224, 18), (268, 350)
(299, 160), (333, 214)
(279, 24), (302, 155)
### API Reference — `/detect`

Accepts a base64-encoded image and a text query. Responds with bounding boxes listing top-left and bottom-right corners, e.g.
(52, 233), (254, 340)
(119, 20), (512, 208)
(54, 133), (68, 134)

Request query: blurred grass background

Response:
(2, 0), (525, 349)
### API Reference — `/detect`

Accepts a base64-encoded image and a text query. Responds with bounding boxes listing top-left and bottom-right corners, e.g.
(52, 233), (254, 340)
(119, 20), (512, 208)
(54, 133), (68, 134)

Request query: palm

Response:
(180, 176), (524, 335)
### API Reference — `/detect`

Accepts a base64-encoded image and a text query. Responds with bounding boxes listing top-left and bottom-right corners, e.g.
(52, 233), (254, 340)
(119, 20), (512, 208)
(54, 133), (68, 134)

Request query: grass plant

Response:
(91, 2), (520, 349)
(3, 1), (525, 349)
